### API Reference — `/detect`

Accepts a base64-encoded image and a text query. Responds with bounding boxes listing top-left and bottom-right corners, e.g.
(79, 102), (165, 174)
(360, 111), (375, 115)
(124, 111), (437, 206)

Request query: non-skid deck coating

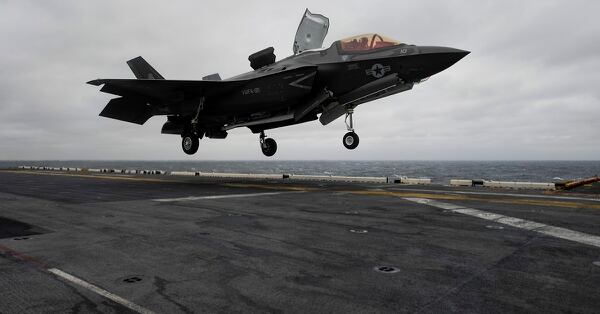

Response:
(0, 170), (599, 313)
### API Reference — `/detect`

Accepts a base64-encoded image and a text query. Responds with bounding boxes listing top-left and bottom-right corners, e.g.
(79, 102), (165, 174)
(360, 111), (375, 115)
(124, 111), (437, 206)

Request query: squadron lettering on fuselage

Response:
(366, 64), (391, 78)
(241, 88), (261, 95)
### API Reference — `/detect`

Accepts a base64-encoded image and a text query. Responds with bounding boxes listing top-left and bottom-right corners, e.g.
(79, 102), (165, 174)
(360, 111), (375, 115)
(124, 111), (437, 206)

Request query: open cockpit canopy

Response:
(338, 34), (402, 53)
(293, 9), (329, 54)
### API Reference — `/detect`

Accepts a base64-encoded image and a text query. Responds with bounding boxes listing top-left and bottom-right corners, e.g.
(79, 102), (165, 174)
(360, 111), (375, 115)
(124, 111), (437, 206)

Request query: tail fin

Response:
(127, 56), (165, 79)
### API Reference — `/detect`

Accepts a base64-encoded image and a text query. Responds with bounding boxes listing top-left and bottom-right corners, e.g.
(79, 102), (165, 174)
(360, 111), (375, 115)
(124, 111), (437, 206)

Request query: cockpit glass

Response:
(339, 34), (401, 53)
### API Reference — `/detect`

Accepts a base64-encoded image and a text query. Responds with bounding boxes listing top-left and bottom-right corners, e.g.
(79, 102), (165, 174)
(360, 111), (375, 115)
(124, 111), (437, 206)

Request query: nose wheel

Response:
(343, 132), (359, 149)
(181, 133), (199, 155)
(259, 131), (277, 157)
(342, 109), (359, 150)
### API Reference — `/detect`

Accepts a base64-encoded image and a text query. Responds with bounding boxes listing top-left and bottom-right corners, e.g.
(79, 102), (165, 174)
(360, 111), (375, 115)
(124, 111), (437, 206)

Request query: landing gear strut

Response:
(343, 109), (359, 150)
(259, 131), (277, 157)
(181, 97), (204, 155)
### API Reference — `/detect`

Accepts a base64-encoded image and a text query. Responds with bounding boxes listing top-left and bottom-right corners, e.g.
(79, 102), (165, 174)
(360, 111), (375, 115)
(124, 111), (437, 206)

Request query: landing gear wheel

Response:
(181, 134), (199, 155)
(261, 138), (277, 157)
(343, 132), (359, 150)
(343, 109), (359, 150)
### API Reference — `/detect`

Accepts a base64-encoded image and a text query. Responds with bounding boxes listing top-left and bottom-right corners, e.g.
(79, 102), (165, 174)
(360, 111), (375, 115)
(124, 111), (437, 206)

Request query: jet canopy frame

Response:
(337, 34), (402, 53)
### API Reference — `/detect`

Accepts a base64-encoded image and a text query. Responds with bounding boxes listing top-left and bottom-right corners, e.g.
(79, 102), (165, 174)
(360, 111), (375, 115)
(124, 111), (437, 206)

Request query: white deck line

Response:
(153, 191), (301, 202)
(404, 197), (600, 249)
(48, 268), (156, 314)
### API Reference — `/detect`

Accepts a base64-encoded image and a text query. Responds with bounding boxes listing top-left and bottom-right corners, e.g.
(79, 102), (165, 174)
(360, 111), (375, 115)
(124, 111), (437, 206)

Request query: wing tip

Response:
(87, 79), (105, 86)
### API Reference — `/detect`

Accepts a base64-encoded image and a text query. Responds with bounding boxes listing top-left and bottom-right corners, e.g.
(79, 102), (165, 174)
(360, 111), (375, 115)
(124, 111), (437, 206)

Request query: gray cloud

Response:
(1, 0), (599, 160)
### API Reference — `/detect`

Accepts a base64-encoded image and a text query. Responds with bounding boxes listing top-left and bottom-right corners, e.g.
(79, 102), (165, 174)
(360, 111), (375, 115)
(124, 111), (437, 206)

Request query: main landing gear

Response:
(259, 131), (277, 157)
(182, 97), (203, 155)
(343, 109), (359, 150)
(181, 133), (199, 155)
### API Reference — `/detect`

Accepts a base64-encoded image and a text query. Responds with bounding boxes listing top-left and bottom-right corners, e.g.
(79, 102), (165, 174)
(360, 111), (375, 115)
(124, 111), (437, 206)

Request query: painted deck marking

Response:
(389, 187), (600, 203)
(404, 198), (600, 248)
(350, 190), (600, 210)
(153, 191), (301, 202)
(48, 268), (155, 314)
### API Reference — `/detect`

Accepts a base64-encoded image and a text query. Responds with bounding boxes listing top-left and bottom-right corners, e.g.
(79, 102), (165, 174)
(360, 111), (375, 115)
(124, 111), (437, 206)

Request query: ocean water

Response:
(1, 160), (599, 184)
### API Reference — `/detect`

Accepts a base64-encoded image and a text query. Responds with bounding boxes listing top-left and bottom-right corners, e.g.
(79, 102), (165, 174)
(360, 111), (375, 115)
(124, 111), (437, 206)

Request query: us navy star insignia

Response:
(365, 63), (391, 78)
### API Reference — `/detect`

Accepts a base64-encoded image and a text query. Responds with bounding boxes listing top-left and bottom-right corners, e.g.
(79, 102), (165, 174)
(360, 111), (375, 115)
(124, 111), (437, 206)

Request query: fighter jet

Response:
(89, 9), (469, 157)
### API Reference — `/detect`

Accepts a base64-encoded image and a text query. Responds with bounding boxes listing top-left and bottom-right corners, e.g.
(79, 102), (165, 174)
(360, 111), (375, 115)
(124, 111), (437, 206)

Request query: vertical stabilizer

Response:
(127, 56), (165, 79)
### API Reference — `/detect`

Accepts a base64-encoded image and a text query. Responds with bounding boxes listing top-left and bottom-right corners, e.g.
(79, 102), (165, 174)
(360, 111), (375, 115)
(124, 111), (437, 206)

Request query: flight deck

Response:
(1, 169), (599, 313)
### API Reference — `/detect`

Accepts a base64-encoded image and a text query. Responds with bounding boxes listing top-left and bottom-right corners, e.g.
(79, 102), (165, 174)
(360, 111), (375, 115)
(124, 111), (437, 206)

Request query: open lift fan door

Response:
(293, 9), (329, 55)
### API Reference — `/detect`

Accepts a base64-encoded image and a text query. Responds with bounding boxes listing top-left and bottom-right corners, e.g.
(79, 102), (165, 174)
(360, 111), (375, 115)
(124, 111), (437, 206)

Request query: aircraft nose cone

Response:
(417, 46), (470, 77)
(445, 48), (470, 63)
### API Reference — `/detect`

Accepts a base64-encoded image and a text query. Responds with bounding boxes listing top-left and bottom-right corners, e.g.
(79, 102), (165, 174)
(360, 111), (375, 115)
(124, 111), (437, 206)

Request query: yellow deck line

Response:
(350, 190), (600, 210)
(0, 170), (174, 183)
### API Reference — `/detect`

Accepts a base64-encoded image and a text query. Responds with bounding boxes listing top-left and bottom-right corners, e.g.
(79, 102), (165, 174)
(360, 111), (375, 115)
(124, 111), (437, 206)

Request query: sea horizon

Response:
(3, 160), (598, 184)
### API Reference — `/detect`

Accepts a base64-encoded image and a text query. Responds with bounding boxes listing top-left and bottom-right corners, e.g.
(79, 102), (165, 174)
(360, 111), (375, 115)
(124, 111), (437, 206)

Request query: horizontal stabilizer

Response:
(99, 97), (152, 125)
(127, 56), (165, 80)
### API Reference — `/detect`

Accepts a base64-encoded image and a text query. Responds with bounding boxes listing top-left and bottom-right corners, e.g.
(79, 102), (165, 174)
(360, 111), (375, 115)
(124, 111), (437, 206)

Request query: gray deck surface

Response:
(1, 170), (599, 313)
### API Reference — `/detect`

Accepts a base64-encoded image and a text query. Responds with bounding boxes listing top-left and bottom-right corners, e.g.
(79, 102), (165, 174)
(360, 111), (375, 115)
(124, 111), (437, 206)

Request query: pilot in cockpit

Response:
(359, 37), (369, 49)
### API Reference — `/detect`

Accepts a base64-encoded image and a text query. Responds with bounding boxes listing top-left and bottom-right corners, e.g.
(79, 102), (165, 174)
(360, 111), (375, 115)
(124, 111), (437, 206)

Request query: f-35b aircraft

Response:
(89, 10), (468, 156)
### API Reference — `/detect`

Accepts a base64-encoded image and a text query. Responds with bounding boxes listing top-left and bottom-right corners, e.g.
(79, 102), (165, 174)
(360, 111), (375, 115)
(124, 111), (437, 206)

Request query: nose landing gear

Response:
(343, 131), (359, 149)
(182, 133), (199, 155)
(342, 109), (359, 150)
(259, 131), (277, 157)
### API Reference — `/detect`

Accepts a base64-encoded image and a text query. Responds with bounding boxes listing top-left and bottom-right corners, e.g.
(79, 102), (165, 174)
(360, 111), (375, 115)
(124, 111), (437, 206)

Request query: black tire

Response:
(261, 138), (277, 157)
(181, 134), (199, 155)
(342, 132), (359, 150)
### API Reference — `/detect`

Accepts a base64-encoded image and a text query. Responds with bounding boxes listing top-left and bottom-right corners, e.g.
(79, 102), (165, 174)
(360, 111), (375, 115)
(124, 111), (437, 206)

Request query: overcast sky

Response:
(1, 0), (599, 160)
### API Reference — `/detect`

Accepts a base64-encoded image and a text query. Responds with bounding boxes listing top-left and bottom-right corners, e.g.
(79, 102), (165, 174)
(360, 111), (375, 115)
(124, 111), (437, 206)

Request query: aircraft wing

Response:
(87, 78), (248, 124)
(88, 78), (247, 100)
